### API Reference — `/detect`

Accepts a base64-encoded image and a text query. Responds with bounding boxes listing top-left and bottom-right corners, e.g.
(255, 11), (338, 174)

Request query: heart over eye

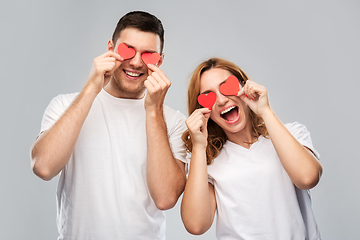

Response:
(141, 52), (161, 65)
(219, 75), (240, 96)
(197, 92), (216, 110)
(117, 43), (136, 59)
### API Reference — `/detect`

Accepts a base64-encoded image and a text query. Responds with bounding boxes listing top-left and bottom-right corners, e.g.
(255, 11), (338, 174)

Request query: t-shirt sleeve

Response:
(208, 174), (215, 185)
(285, 122), (320, 160)
(165, 108), (188, 164)
(39, 93), (78, 135)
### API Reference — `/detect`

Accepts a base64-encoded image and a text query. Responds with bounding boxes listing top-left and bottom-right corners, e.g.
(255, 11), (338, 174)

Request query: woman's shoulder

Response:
(284, 122), (307, 130)
(284, 122), (313, 136)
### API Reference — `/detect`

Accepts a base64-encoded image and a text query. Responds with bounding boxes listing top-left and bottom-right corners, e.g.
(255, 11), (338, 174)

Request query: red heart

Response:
(142, 52), (161, 65)
(219, 76), (240, 96)
(117, 43), (135, 59)
(198, 92), (216, 110)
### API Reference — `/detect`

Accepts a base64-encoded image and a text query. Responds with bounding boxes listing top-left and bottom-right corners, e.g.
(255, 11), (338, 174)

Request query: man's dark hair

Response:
(112, 11), (165, 53)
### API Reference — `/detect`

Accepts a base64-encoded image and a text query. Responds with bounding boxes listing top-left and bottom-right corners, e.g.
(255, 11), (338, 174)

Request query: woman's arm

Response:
(238, 80), (323, 190)
(261, 110), (322, 190)
(180, 108), (217, 235)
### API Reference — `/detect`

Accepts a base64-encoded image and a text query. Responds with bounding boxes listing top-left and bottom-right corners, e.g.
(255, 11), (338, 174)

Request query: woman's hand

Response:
(237, 80), (271, 117)
(185, 108), (211, 148)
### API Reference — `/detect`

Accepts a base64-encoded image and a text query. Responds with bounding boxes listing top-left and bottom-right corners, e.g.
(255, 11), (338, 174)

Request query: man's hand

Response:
(86, 51), (123, 95)
(143, 64), (171, 112)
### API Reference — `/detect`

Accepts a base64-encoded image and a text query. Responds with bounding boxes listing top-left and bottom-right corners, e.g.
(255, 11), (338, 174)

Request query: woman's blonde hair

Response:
(182, 58), (268, 165)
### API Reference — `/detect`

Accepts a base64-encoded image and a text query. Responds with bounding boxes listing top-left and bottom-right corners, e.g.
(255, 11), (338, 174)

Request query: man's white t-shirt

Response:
(40, 89), (187, 240)
(207, 122), (321, 240)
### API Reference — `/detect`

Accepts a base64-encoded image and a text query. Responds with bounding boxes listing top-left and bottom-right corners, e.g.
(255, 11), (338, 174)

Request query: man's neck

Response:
(103, 80), (146, 99)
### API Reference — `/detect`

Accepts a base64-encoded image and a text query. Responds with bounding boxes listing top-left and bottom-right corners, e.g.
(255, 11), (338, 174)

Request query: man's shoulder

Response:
(163, 105), (186, 120)
(49, 92), (79, 107)
(52, 92), (79, 102)
(43, 92), (80, 115)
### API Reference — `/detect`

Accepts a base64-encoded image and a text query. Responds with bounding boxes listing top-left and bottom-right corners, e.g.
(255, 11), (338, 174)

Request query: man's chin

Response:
(113, 81), (146, 98)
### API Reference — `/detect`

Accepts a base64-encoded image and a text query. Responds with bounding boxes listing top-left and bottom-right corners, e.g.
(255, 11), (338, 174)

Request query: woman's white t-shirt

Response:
(207, 122), (321, 240)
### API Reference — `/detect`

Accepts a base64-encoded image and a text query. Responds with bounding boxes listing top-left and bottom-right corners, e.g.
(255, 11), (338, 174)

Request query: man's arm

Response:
(31, 51), (122, 180)
(144, 64), (186, 210)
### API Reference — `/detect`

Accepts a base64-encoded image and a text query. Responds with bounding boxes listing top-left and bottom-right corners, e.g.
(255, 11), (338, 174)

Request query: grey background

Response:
(1, 0), (359, 239)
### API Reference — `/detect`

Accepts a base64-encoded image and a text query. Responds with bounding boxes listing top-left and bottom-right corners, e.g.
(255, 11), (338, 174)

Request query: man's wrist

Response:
(83, 81), (102, 96)
(145, 106), (164, 118)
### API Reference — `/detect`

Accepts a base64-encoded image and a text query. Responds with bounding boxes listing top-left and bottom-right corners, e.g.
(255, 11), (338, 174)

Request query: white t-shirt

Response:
(207, 122), (321, 240)
(40, 89), (187, 240)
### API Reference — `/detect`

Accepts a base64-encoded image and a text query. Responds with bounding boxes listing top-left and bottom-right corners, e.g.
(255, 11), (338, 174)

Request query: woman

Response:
(181, 58), (322, 239)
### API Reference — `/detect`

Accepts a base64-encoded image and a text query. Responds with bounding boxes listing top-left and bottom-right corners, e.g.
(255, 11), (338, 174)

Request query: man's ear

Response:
(107, 40), (114, 52)
(156, 53), (165, 67)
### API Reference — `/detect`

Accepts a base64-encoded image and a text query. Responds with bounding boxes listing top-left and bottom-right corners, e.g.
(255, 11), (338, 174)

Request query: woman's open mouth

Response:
(220, 106), (240, 123)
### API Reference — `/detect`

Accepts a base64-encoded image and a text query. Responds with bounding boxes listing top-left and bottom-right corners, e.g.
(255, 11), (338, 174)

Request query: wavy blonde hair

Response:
(182, 58), (268, 165)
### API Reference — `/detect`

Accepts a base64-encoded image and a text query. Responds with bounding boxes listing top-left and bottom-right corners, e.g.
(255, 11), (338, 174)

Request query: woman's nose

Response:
(216, 92), (229, 106)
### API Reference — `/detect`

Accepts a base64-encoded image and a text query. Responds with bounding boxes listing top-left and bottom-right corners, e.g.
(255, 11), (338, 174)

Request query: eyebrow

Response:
(219, 79), (227, 85)
(200, 79), (228, 95)
(200, 90), (213, 95)
(122, 42), (134, 48)
(142, 49), (158, 54)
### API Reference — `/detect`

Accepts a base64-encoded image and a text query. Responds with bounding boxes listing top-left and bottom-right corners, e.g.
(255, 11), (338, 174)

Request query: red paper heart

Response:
(142, 52), (161, 65)
(117, 43), (135, 59)
(219, 76), (240, 96)
(198, 92), (216, 110)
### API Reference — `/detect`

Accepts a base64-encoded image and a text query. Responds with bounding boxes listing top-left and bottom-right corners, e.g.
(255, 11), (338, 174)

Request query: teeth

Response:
(221, 106), (236, 115)
(125, 70), (141, 77)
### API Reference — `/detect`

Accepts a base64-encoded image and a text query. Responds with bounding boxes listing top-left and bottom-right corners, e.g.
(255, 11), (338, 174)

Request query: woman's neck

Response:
(225, 122), (258, 149)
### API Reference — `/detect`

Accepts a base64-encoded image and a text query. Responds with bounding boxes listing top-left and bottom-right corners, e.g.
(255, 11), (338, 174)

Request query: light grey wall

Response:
(1, 0), (359, 239)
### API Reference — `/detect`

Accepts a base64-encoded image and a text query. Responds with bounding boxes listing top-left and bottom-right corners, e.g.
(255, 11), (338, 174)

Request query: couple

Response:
(31, 11), (322, 240)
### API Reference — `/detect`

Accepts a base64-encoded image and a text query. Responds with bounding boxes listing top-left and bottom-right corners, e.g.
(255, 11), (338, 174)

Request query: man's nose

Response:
(129, 52), (144, 69)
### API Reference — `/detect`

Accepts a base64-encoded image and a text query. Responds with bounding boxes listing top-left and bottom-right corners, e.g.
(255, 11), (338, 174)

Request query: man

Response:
(31, 11), (187, 240)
